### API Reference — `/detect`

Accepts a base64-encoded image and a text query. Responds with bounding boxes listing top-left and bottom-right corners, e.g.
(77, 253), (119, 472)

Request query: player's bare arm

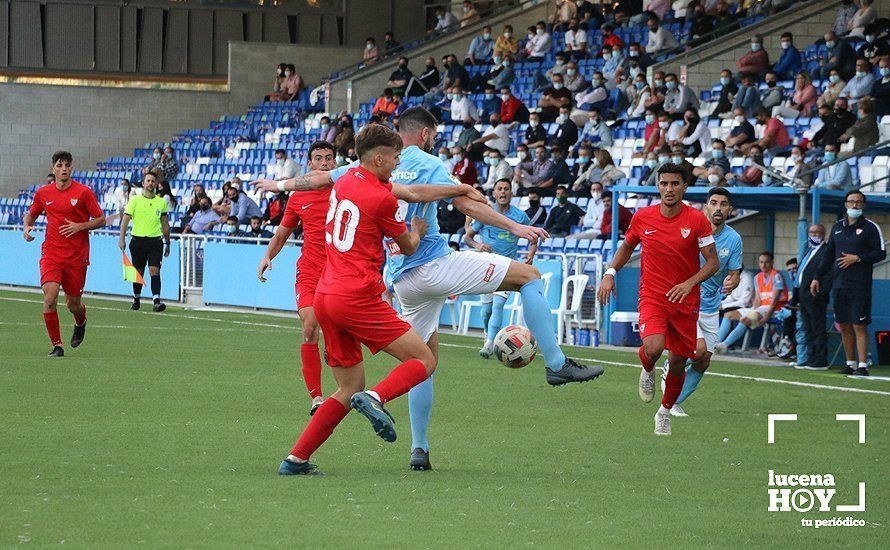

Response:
(525, 238), (538, 265)
(721, 269), (741, 295)
(597, 239), (635, 305)
(392, 183), (486, 204)
(452, 195), (549, 242)
(258, 223), (296, 282)
(666, 243), (719, 304)
(118, 213), (132, 251)
(394, 216), (429, 256)
(463, 225), (493, 253)
(251, 170), (333, 193)
(59, 214), (106, 238)
(22, 213), (37, 242)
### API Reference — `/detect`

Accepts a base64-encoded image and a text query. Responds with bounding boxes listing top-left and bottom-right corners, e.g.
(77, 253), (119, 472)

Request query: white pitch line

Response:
(0, 321), (265, 333)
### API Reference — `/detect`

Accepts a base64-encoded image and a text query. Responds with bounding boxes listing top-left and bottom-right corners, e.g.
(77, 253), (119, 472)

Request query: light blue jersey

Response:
(699, 225), (743, 314)
(472, 205), (529, 260)
(330, 145), (458, 281)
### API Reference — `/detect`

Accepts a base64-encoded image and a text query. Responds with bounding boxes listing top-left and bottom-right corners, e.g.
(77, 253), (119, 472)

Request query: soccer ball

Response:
(493, 325), (537, 369)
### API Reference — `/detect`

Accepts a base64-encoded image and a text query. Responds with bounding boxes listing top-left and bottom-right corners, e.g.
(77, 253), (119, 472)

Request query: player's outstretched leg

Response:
(41, 282), (64, 357)
(480, 294), (507, 359)
(637, 336), (664, 403)
(655, 353), (688, 435)
(68, 297), (87, 348)
(501, 263), (604, 385)
(298, 307), (324, 415)
(408, 375), (434, 470)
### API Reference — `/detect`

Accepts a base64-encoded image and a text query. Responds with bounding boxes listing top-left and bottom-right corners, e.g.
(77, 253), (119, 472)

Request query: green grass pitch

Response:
(0, 288), (887, 548)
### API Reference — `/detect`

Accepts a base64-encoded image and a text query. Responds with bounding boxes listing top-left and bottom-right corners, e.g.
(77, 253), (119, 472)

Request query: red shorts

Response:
(313, 291), (412, 368)
(638, 297), (698, 359)
(40, 258), (87, 298)
(295, 271), (321, 311)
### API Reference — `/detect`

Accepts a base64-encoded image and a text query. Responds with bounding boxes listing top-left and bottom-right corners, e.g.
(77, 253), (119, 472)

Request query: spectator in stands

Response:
(387, 58), (413, 95)
(437, 199), (466, 234)
(599, 190), (633, 240)
(773, 32), (802, 80)
(564, 60), (589, 93)
(456, 116), (482, 149)
(576, 0), (601, 28)
(444, 54), (469, 89)
(184, 197), (219, 235)
(811, 190), (886, 376)
(713, 1), (740, 33)
(450, 146), (477, 185)
(833, 0), (858, 36)
(569, 145), (593, 182)
(470, 112), (511, 161)
(111, 179), (134, 216)
(539, 73), (573, 122)
(872, 57), (890, 116)
(479, 86), (501, 120)
(570, 73), (608, 123)
(688, 1), (716, 48)
(514, 145), (556, 195)
(727, 144), (765, 185)
(549, 146), (574, 187)
(646, 70), (667, 108)
(748, 107), (791, 154)
(273, 149), (299, 180)
(383, 31), (400, 54)
(525, 111), (547, 147)
(438, 146), (455, 171)
(246, 216), (273, 239)
(432, 5), (459, 34)
(554, 106), (579, 151)
(407, 57), (440, 97)
(223, 216), (242, 237)
(500, 87), (529, 124)
(494, 25), (519, 59)
(840, 97), (879, 152)
(645, 14), (679, 56)
(262, 191), (288, 227)
(581, 109), (614, 147)
(715, 251), (788, 353)
(720, 265), (756, 331)
(706, 165), (729, 186)
(819, 69), (848, 108)
(466, 25), (494, 65)
(271, 64), (302, 102)
(489, 55), (515, 89)
(225, 185), (262, 225)
(812, 98), (856, 150)
(677, 108), (710, 157)
(545, 185), (585, 237)
(333, 116), (355, 156)
(814, 143), (854, 190)
(529, 21), (553, 61)
(152, 179), (177, 213)
(186, 184), (208, 216)
(818, 31), (857, 81)
(693, 139), (731, 180)
(760, 72), (784, 111)
(839, 59), (875, 104)
(664, 73), (700, 118)
(450, 88), (479, 123)
(732, 72), (762, 118)
(772, 71), (818, 118)
(713, 69), (738, 118)
(483, 150), (514, 192)
(269, 63), (287, 99)
(669, 145), (697, 185)
(535, 53), (567, 93)
(564, 17), (589, 59)
(319, 116), (339, 143)
(460, 0), (480, 27)
(847, 0), (876, 38)
(796, 223), (831, 370)
(738, 35), (770, 78)
(550, 0), (578, 32)
(859, 24), (890, 62)
(602, 45), (628, 85)
(372, 88), (399, 119)
(643, 112), (672, 154)
(363, 38), (380, 66)
(569, 181), (604, 237)
(643, 146), (673, 185)
(626, 74), (652, 119)
(525, 190), (548, 227)
(590, 149), (626, 187)
(143, 147), (165, 180)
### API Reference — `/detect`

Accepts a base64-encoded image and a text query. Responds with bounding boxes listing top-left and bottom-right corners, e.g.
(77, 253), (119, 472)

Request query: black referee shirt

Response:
(815, 215), (886, 290)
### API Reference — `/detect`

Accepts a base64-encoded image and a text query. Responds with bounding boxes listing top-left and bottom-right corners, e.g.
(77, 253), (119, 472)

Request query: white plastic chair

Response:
(551, 274), (590, 344)
(506, 271), (553, 326)
(458, 296), (486, 335)
(443, 297), (458, 332)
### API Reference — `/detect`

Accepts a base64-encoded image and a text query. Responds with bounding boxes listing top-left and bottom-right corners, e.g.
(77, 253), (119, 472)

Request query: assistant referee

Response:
(118, 171), (171, 312)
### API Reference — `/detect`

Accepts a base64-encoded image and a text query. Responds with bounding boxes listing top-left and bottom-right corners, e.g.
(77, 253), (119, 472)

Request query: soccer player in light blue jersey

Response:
(257, 107), (604, 471)
(464, 178), (538, 358)
(662, 187), (742, 417)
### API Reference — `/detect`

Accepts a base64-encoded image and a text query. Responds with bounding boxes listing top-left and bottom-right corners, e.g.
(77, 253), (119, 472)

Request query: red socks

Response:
(290, 398), (349, 460)
(300, 343), (323, 399)
(73, 304), (87, 326)
(371, 359), (429, 404)
(43, 312), (62, 346)
(638, 346), (656, 372)
(662, 368), (686, 409)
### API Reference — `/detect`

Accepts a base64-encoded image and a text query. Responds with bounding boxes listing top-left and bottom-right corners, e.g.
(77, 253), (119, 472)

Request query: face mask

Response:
(277, 159), (285, 166)
(808, 236), (823, 246)
(712, 150), (724, 159)
(284, 71), (291, 77)
(553, 83), (564, 90)
(483, 32), (491, 40)
(591, 191), (602, 201)
(658, 155), (669, 164)
(518, 151), (528, 160)
(321, 123), (329, 131)
(503, 61), (511, 67)
(226, 225), (237, 234)
(751, 43), (761, 52)
(672, 156), (683, 164)
(454, 153), (463, 161)
(567, 69), (576, 76)
(153, 152), (161, 160)
(654, 79), (664, 87)
(646, 159), (658, 169)
(630, 67), (641, 78)
(487, 157), (497, 166)
(556, 114), (567, 124)
(504, 32), (512, 38)
(336, 155), (345, 164)
(881, 68), (890, 78)
(707, 174), (721, 184)
(603, 53), (612, 61)
(536, 29), (545, 36)
(528, 33), (534, 40)
(629, 50), (639, 58)
(589, 119), (599, 127)
(557, 195), (568, 204)
(529, 119), (539, 127)
(766, 80), (777, 87)
(720, 77), (730, 86)
(529, 199), (540, 209)
(645, 114), (655, 124)
(366, 43), (374, 50)
(485, 93), (495, 100)
(438, 153), (448, 161)
(593, 79), (603, 87)
(658, 121), (669, 129)
(634, 81), (645, 90)
(447, 93), (455, 101)
(501, 94), (510, 102)
(856, 71), (866, 78)
(846, 208), (863, 219)
(493, 56), (501, 65)
(791, 154), (801, 163)
(735, 115), (745, 124)
(823, 152), (836, 162)
(781, 41), (791, 49)
(578, 156), (590, 164)
(555, 59), (565, 66)
(826, 41), (835, 49)
(666, 81), (677, 90)
(829, 75), (840, 84)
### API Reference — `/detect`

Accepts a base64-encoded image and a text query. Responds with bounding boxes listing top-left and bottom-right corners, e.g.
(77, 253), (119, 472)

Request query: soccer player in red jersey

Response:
(23, 151), (106, 357)
(597, 164), (719, 435)
(278, 125), (445, 476)
(258, 141), (484, 417)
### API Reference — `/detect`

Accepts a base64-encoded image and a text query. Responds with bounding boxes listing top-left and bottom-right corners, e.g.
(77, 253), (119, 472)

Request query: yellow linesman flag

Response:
(122, 252), (146, 286)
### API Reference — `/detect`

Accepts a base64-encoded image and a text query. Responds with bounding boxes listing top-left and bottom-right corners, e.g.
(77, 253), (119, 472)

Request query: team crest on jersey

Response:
(70, 198), (78, 206)
(681, 228), (691, 238)
(719, 247), (730, 258)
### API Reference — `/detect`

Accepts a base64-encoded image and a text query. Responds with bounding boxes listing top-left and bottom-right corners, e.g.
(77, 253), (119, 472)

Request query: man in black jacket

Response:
(812, 99), (856, 151)
(525, 190), (548, 227)
(811, 191), (886, 376)
(796, 224), (832, 370)
(544, 186), (585, 237)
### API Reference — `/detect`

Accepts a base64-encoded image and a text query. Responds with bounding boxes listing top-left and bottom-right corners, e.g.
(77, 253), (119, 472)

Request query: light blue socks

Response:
(675, 366), (703, 405)
(520, 278), (566, 371)
(407, 374), (434, 452)
(722, 321), (749, 348)
(486, 294), (508, 342)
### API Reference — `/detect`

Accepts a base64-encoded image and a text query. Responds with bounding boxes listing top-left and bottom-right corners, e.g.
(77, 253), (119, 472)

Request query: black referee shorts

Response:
(832, 288), (871, 325)
(129, 236), (164, 270)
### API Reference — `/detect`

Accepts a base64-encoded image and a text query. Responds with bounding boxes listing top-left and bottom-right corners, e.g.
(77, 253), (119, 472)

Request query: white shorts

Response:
(697, 311), (720, 353)
(394, 251), (513, 341)
(737, 305), (771, 322)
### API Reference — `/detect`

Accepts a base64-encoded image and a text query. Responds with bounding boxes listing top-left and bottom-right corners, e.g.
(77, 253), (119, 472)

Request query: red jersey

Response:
(316, 166), (406, 298)
(28, 181), (103, 265)
(281, 187), (332, 280)
(625, 203), (714, 309)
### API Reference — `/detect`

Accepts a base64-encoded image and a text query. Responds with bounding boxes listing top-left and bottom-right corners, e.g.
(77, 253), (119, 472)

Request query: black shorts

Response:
(129, 236), (164, 269)
(832, 288), (871, 325)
